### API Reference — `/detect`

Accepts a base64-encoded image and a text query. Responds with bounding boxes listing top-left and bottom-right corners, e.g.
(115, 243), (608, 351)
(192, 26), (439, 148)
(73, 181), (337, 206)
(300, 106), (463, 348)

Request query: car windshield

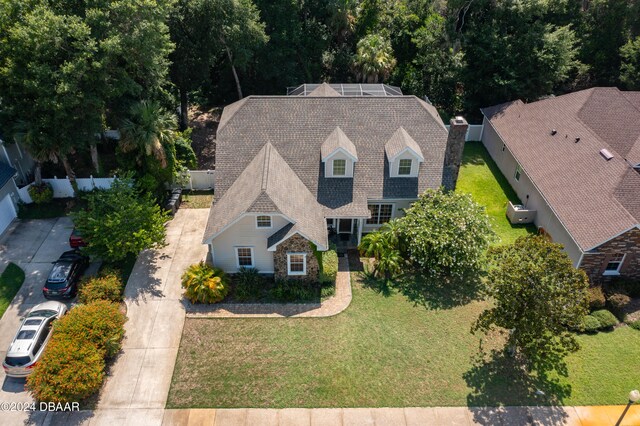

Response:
(4, 356), (31, 367)
(16, 330), (36, 340)
(47, 262), (72, 283)
(23, 319), (42, 326)
(28, 309), (57, 318)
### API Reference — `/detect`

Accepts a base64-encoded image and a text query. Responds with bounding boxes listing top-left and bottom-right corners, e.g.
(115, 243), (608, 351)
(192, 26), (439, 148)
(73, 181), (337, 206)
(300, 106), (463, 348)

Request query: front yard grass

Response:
(181, 190), (214, 209)
(457, 141), (536, 245)
(168, 273), (640, 407)
(0, 263), (25, 318)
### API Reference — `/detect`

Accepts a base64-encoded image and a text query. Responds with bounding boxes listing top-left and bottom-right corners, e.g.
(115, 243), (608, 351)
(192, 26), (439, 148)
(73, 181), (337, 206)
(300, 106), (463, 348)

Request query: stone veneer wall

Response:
(273, 234), (320, 281)
(579, 228), (640, 285)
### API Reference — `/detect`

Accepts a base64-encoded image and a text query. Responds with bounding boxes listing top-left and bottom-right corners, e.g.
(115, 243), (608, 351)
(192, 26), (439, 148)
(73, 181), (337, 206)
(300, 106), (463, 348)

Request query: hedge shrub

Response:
(629, 319), (640, 331)
(27, 183), (53, 204)
(587, 286), (606, 311)
(54, 301), (126, 358)
(319, 249), (339, 284)
(182, 262), (229, 303)
(271, 280), (318, 302)
(607, 292), (631, 321)
(233, 267), (263, 301)
(591, 309), (618, 329)
(78, 273), (123, 304)
(26, 336), (105, 403)
(579, 315), (602, 333)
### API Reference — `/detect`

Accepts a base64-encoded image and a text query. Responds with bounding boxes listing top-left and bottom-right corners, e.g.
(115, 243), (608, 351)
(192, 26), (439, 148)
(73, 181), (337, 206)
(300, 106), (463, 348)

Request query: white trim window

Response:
(256, 215), (272, 228)
(603, 253), (625, 276)
(236, 247), (254, 268)
(514, 165), (522, 181)
(333, 159), (346, 176)
(366, 203), (393, 225)
(287, 253), (307, 275)
(398, 159), (412, 176)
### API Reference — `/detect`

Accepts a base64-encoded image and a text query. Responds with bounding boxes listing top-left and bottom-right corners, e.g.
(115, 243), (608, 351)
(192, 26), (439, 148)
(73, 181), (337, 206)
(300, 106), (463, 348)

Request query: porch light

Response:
(615, 389), (640, 426)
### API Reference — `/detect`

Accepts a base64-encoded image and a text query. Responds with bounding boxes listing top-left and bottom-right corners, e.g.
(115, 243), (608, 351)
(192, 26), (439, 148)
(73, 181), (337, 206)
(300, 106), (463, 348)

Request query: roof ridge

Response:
(261, 144), (271, 191)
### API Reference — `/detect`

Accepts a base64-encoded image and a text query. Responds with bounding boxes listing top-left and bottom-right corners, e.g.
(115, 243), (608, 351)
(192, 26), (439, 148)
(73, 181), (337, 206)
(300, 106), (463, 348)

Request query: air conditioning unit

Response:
(506, 201), (536, 224)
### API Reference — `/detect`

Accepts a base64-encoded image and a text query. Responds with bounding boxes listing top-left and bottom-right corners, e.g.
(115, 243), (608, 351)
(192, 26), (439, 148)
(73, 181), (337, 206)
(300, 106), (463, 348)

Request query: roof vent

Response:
(600, 149), (613, 161)
(575, 137), (580, 143)
(551, 129), (557, 135)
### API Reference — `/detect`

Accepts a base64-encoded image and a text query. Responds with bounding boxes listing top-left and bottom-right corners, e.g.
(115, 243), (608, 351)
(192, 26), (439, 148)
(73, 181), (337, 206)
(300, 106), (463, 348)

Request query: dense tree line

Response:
(1, 0), (639, 182)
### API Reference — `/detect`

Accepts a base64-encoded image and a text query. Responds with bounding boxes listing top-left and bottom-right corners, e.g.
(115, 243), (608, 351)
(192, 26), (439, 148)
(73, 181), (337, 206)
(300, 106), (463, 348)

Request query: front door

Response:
(338, 219), (353, 234)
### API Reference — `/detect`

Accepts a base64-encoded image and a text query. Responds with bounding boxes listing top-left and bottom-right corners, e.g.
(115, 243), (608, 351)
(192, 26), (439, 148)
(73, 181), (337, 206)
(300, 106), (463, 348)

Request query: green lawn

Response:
(0, 263), (25, 318)
(167, 142), (639, 408)
(457, 142), (536, 244)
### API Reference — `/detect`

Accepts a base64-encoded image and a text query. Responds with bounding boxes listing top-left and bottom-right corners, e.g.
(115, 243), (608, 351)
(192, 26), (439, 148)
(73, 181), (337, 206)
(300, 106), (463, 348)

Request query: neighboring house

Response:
(481, 87), (640, 284)
(202, 83), (468, 280)
(0, 135), (34, 186)
(0, 162), (19, 236)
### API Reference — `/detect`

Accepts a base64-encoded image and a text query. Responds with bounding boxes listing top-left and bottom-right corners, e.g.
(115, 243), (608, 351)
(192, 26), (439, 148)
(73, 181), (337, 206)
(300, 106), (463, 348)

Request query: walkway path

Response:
(95, 209), (210, 411)
(186, 255), (352, 318)
(25, 405), (640, 425)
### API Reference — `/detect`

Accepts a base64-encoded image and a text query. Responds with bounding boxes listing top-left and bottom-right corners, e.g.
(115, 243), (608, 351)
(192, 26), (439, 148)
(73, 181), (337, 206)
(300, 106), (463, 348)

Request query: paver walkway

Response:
(186, 255), (351, 318)
(24, 405), (640, 425)
(95, 209), (210, 411)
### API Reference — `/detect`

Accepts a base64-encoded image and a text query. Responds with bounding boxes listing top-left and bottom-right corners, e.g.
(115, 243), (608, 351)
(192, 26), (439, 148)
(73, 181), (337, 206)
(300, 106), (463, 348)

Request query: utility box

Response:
(506, 201), (536, 224)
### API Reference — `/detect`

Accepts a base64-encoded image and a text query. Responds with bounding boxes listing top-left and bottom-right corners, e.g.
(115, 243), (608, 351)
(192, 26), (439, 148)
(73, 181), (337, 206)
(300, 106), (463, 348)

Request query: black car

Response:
(42, 250), (90, 300)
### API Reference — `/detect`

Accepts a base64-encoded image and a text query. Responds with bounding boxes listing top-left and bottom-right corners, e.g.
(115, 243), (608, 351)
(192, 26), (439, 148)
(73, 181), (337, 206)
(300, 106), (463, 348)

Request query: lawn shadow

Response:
(463, 349), (571, 425)
(393, 272), (485, 310)
(360, 269), (393, 297)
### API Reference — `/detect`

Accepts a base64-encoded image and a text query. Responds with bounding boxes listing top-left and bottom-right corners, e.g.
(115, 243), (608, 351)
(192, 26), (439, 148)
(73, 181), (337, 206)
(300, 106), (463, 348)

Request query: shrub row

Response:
(579, 309), (618, 333)
(27, 301), (126, 403)
(318, 247), (338, 285)
(27, 183), (53, 204)
(78, 272), (123, 304)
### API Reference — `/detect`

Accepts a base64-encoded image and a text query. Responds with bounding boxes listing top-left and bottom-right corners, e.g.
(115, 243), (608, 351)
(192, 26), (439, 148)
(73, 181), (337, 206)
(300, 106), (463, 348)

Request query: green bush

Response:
(54, 301), (126, 358)
(579, 315), (602, 333)
(319, 248), (339, 284)
(28, 183), (53, 204)
(628, 319), (640, 331)
(175, 129), (197, 170)
(182, 262), (229, 303)
(270, 280), (318, 302)
(586, 286), (606, 311)
(610, 277), (640, 298)
(607, 292), (631, 321)
(78, 273), (123, 304)
(233, 267), (264, 301)
(26, 337), (105, 403)
(591, 309), (618, 329)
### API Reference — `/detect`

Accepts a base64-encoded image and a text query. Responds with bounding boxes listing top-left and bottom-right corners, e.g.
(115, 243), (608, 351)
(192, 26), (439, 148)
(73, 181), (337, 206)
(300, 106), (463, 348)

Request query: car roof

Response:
(7, 320), (46, 357)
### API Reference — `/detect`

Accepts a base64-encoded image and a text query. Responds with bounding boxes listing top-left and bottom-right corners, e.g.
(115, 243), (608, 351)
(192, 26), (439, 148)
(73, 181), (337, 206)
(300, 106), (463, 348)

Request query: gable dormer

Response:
(321, 127), (358, 178)
(385, 127), (424, 177)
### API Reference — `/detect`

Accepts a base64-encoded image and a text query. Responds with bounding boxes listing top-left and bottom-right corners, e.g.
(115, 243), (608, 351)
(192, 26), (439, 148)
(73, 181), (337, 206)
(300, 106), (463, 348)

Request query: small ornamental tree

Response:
(395, 188), (495, 283)
(474, 235), (589, 376)
(72, 176), (169, 262)
(358, 222), (402, 279)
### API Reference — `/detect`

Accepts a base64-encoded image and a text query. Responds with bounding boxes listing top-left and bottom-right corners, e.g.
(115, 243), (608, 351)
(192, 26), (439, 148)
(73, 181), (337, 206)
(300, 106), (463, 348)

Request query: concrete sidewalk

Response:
(20, 405), (640, 425)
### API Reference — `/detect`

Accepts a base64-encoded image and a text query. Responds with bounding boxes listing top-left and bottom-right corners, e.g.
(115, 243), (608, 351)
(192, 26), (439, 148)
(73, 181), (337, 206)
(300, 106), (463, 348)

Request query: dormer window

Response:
(333, 159), (346, 176)
(321, 127), (358, 178)
(385, 127), (424, 178)
(398, 159), (412, 175)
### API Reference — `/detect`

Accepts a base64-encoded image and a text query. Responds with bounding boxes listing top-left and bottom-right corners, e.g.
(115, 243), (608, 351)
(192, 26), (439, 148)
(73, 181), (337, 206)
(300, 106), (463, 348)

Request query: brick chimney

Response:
(443, 116), (468, 191)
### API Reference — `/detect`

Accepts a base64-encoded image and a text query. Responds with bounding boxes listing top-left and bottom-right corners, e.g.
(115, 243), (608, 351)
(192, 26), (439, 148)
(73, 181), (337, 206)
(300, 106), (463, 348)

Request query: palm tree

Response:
(358, 227), (402, 280)
(119, 100), (177, 168)
(353, 34), (397, 83)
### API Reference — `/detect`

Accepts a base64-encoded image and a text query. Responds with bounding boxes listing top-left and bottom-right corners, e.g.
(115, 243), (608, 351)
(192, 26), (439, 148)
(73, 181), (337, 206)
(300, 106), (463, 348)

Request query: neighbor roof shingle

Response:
(482, 88), (640, 250)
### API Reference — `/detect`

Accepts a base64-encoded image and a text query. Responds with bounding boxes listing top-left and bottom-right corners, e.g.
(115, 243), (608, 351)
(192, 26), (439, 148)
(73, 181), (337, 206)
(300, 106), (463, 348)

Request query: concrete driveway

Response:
(0, 217), (75, 403)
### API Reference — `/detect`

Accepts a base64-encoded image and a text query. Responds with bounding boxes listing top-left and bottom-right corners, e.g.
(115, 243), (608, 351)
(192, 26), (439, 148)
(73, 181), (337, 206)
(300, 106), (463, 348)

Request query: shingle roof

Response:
(384, 127), (424, 161)
(214, 95), (448, 218)
(202, 143), (328, 249)
(0, 162), (16, 188)
(320, 127), (357, 160)
(482, 88), (640, 250)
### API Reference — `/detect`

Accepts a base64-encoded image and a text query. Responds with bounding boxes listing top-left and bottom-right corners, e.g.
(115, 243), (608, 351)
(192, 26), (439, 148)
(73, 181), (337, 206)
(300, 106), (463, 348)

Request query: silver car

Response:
(2, 301), (67, 378)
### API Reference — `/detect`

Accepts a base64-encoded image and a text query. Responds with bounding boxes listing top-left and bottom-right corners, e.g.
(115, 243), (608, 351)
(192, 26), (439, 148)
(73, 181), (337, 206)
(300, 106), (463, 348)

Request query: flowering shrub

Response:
(182, 262), (229, 303)
(54, 301), (126, 358)
(27, 183), (53, 204)
(26, 337), (105, 403)
(78, 273), (123, 304)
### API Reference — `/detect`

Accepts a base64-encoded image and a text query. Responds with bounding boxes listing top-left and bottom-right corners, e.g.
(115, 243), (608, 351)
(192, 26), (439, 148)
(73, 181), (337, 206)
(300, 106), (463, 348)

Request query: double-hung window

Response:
(333, 159), (346, 176)
(514, 165), (522, 181)
(256, 215), (271, 228)
(398, 159), (412, 175)
(366, 204), (393, 225)
(236, 247), (254, 268)
(603, 253), (625, 275)
(287, 253), (307, 275)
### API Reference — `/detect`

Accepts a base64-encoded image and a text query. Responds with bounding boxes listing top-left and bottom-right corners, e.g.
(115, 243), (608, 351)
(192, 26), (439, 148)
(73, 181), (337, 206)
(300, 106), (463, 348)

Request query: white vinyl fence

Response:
(445, 124), (484, 141)
(181, 170), (215, 191)
(18, 176), (117, 204)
